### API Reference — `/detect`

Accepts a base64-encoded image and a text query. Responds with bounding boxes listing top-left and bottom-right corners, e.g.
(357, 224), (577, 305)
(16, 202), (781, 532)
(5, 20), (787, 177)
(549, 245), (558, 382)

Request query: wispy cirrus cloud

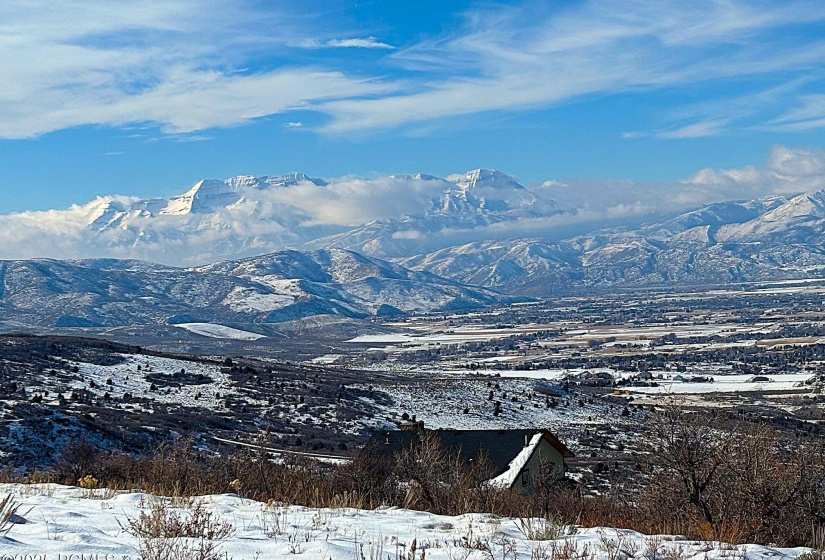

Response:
(319, 0), (825, 134)
(624, 77), (820, 139)
(326, 37), (395, 49)
(0, 0), (395, 139)
(769, 94), (825, 132)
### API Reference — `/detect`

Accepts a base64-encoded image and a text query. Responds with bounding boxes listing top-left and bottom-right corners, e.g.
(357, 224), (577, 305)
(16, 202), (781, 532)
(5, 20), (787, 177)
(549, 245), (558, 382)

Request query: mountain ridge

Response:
(399, 192), (825, 295)
(0, 248), (513, 332)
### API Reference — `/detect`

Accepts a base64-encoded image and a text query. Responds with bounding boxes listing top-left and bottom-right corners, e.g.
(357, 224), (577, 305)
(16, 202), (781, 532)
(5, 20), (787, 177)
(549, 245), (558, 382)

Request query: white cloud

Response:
(686, 145), (825, 195)
(655, 120), (728, 139)
(326, 38), (395, 49)
(392, 230), (423, 240)
(538, 146), (825, 218)
(263, 175), (453, 226)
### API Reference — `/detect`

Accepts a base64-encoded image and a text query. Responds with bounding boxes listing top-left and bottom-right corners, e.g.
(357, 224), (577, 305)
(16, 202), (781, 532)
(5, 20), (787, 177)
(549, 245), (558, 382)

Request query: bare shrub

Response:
(640, 403), (825, 544)
(122, 498), (233, 560)
(331, 446), (399, 508)
(391, 431), (502, 514)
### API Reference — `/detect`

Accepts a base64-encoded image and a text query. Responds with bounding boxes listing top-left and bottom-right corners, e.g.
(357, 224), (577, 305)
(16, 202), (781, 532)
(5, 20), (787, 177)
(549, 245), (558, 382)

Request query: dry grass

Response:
(121, 497), (233, 560)
(0, 494), (23, 537)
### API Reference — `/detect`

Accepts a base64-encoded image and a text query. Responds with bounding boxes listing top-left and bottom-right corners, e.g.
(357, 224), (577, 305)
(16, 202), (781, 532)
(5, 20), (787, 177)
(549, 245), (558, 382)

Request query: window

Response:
(521, 469), (529, 486)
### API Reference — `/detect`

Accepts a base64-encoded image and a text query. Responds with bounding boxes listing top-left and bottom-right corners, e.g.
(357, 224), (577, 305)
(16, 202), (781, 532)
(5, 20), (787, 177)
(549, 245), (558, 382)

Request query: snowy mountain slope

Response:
(400, 193), (825, 294)
(714, 191), (825, 242)
(0, 249), (511, 331)
(201, 248), (508, 320)
(398, 239), (582, 295)
(7, 164), (825, 294)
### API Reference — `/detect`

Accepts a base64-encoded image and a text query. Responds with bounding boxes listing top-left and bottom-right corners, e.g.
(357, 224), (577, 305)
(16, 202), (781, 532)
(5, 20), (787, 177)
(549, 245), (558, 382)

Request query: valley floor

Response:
(0, 484), (810, 560)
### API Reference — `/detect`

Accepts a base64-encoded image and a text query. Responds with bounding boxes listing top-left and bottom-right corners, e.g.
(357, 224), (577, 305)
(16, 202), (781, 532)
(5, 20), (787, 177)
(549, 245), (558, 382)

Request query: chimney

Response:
(400, 419), (425, 431)
(524, 434), (530, 447)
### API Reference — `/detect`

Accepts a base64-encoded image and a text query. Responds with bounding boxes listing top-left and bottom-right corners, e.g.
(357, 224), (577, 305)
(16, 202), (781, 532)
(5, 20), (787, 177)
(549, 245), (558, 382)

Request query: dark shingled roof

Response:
(365, 429), (574, 478)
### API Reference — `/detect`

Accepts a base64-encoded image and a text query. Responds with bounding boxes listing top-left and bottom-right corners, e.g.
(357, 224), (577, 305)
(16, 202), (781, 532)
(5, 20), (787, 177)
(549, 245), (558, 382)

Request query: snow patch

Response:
(174, 323), (266, 340)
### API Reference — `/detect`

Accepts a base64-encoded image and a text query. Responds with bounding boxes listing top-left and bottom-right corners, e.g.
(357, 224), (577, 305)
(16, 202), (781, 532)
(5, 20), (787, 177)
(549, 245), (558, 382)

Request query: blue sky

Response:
(2, 0), (825, 212)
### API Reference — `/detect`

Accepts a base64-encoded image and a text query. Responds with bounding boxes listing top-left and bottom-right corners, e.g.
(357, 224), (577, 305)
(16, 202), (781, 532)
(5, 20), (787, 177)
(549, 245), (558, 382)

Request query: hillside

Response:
(0, 248), (509, 332)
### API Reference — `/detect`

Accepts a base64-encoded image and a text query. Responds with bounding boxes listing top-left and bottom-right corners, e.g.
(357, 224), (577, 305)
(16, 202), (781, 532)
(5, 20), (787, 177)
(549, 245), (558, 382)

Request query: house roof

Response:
(365, 429), (574, 479)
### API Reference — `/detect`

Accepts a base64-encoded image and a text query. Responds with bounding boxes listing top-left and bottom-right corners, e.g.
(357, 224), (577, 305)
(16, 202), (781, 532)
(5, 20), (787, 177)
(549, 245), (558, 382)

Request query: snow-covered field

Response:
(346, 324), (551, 346)
(443, 368), (814, 396)
(174, 322), (267, 340)
(629, 373), (813, 395)
(0, 484), (809, 560)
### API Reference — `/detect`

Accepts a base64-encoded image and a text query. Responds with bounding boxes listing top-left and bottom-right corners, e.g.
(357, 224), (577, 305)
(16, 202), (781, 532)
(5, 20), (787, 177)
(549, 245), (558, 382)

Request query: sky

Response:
(2, 0), (825, 213)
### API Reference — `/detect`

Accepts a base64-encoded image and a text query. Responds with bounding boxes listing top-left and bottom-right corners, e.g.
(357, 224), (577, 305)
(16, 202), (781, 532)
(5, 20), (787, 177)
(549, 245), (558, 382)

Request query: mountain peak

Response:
(758, 189), (825, 223)
(258, 172), (327, 188)
(159, 172), (324, 216)
(161, 179), (242, 215)
(82, 197), (130, 229)
(451, 169), (525, 191)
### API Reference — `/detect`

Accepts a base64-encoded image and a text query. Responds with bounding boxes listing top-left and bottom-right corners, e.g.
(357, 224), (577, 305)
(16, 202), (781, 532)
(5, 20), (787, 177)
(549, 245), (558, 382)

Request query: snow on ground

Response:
(62, 353), (236, 410)
(369, 375), (598, 433)
(223, 286), (294, 313)
(174, 322), (267, 340)
(347, 325), (552, 346)
(629, 373), (813, 396)
(464, 368), (570, 380)
(346, 333), (416, 343)
(565, 323), (776, 341)
(444, 367), (815, 395)
(310, 354), (346, 364)
(0, 484), (809, 559)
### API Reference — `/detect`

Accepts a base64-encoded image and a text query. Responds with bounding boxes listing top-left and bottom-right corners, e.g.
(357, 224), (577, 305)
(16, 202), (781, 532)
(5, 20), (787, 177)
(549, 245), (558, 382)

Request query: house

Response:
(364, 426), (574, 491)
(568, 370), (614, 387)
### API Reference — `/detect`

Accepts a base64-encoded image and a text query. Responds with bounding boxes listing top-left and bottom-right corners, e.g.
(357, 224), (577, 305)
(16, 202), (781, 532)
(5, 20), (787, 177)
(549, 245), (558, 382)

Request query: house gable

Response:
(364, 428), (574, 489)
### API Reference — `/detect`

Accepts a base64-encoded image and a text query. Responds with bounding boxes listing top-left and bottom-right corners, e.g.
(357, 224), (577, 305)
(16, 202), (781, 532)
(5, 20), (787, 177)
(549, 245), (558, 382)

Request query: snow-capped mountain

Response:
(398, 239), (581, 295)
(160, 173), (326, 216)
(0, 169), (563, 265)
(399, 192), (825, 294)
(0, 248), (510, 331)
(305, 169), (561, 257)
(8, 157), (825, 297)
